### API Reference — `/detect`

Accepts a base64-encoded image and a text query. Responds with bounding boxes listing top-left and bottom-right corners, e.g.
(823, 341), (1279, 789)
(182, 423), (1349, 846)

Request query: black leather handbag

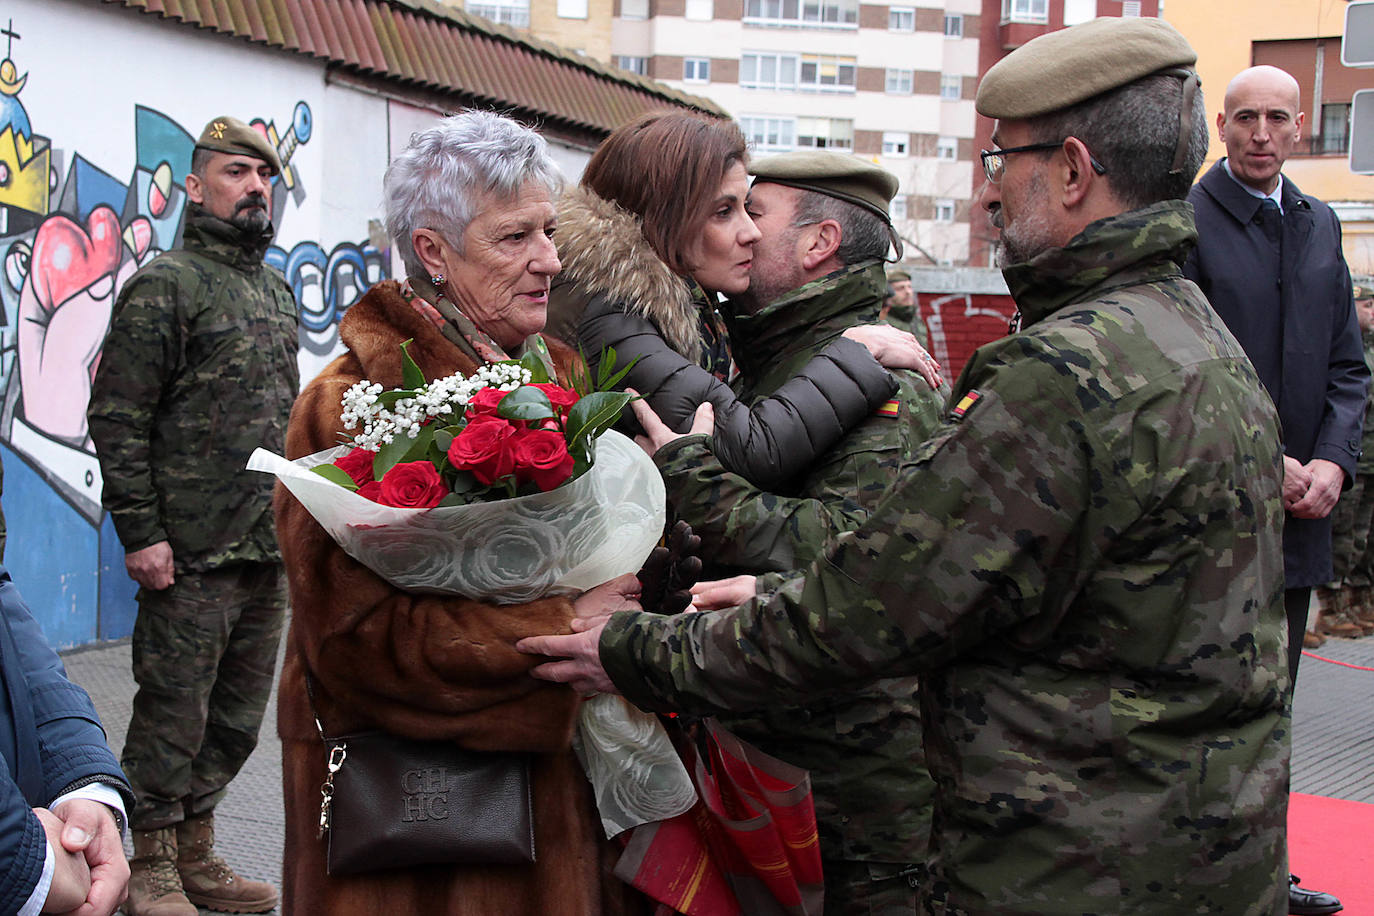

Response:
(307, 674), (536, 875)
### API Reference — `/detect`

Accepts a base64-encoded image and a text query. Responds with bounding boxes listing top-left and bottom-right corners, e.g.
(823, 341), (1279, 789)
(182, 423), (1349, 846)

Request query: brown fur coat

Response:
(275, 280), (645, 916)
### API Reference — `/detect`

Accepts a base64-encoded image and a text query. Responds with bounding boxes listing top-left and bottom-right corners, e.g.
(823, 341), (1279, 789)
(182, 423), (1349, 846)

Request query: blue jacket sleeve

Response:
(0, 567), (133, 912)
(1313, 223), (1370, 481)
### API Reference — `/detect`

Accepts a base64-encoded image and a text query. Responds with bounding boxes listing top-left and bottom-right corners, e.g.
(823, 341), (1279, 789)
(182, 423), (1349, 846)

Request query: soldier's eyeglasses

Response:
(980, 142), (1108, 183)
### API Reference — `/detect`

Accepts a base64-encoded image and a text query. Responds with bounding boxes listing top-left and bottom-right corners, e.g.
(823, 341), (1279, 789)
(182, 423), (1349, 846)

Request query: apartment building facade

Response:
(608, 0), (982, 264)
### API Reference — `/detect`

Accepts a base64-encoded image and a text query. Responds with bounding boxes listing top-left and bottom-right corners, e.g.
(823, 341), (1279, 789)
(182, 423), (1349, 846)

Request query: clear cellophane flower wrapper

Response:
(248, 429), (696, 837)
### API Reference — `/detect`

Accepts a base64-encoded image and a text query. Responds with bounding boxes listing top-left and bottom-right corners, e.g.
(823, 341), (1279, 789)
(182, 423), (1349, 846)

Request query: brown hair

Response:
(580, 110), (748, 276)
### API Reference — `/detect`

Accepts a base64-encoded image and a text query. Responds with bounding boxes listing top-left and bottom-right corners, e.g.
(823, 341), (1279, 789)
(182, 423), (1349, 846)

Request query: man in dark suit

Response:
(1183, 64), (1368, 916)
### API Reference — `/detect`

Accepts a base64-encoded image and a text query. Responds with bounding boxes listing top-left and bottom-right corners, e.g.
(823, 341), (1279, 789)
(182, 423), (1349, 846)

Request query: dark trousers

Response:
(123, 562), (286, 830)
(1285, 586), (1310, 689)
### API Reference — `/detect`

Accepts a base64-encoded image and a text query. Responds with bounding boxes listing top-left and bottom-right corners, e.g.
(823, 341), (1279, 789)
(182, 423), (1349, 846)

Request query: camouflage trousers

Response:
(123, 562), (286, 830)
(1330, 473), (1374, 587)
(822, 860), (922, 916)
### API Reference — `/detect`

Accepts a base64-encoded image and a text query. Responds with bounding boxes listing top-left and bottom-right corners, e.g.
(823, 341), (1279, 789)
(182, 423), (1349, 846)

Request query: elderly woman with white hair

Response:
(274, 111), (648, 915)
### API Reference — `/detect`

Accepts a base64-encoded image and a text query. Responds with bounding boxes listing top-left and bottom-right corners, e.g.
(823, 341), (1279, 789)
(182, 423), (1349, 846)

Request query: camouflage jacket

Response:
(655, 262), (945, 865)
(88, 206), (299, 571)
(602, 201), (1290, 915)
(1359, 330), (1374, 475)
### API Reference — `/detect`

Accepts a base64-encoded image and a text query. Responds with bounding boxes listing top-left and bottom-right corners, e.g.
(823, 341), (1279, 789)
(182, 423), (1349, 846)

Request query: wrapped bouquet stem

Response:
(250, 341), (695, 836)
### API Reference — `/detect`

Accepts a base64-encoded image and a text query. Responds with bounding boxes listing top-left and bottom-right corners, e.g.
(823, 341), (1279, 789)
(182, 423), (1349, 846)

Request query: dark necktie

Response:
(1259, 197), (1282, 246)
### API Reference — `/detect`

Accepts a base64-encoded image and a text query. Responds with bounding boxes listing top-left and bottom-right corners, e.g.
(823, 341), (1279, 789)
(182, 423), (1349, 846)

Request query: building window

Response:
(686, 0), (713, 19)
(1322, 102), (1351, 154)
(1122, 0), (1141, 15)
(944, 14), (962, 37)
(799, 54), (857, 92)
(621, 0), (649, 17)
(1001, 0), (1047, 23)
(935, 199), (955, 222)
(741, 116), (797, 152)
(557, 0), (588, 18)
(744, 0), (858, 27)
(889, 6), (915, 30)
(940, 74), (962, 100)
(684, 58), (711, 82)
(1062, 0), (1094, 25)
(741, 52), (800, 90)
(885, 68), (914, 94)
(617, 55), (649, 75)
(468, 0), (530, 27)
(882, 132), (910, 157)
(936, 136), (957, 160)
(797, 116), (853, 151)
(891, 196), (908, 221)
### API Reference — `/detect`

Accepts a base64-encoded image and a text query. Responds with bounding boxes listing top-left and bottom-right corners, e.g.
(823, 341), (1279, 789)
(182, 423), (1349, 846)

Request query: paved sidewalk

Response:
(59, 628), (1374, 915)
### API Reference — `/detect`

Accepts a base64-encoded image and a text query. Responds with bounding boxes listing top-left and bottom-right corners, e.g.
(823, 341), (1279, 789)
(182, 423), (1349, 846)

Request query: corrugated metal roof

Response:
(100, 0), (726, 136)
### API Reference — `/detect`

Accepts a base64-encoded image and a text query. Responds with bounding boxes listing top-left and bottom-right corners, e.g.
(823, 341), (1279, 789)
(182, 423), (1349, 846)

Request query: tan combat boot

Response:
(1349, 584), (1374, 635)
(124, 827), (196, 916)
(1316, 586), (1365, 638)
(176, 811), (278, 913)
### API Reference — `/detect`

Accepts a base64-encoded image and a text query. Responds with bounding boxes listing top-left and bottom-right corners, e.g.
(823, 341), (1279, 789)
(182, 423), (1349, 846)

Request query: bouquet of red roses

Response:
(310, 341), (635, 508)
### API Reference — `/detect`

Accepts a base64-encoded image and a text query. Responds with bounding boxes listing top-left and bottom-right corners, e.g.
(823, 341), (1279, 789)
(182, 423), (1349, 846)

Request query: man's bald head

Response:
(1224, 66), (1300, 113)
(1217, 65), (1304, 194)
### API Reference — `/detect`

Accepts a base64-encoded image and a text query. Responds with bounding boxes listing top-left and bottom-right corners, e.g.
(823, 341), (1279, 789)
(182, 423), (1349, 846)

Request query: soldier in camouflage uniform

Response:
(1317, 281), (1374, 641)
(879, 269), (929, 349)
(522, 18), (1290, 916)
(640, 152), (945, 914)
(87, 117), (297, 916)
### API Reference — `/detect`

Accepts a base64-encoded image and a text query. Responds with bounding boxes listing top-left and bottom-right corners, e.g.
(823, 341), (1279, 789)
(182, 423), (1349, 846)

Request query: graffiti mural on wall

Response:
(0, 30), (388, 528)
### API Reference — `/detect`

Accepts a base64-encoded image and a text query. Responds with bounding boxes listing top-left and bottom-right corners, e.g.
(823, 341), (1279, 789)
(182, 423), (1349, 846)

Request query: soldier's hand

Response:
(842, 324), (943, 390)
(690, 575), (758, 612)
(630, 392), (714, 457)
(1291, 458), (1344, 520)
(124, 541), (174, 590)
(571, 574), (642, 627)
(517, 623), (618, 696)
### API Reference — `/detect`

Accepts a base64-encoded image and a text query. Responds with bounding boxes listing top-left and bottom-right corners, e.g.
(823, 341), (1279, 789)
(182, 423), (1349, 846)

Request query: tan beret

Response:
(977, 17), (1197, 120)
(888, 270), (911, 282)
(749, 151), (899, 222)
(1355, 283), (1374, 301)
(195, 116), (282, 175)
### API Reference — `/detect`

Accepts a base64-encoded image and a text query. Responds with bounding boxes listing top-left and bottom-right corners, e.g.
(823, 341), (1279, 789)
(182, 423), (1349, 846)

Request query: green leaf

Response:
(401, 424), (436, 463)
(518, 351), (550, 384)
(497, 386), (556, 421)
(309, 463), (360, 490)
(566, 390), (635, 449)
(599, 351), (641, 391)
(377, 389), (420, 408)
(438, 492), (472, 508)
(400, 339), (426, 390)
(449, 471), (484, 495)
(374, 432), (416, 478)
(434, 427), (459, 452)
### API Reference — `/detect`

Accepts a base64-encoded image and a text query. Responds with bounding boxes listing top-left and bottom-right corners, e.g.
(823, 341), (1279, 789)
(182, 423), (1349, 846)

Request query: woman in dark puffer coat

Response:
(546, 112), (936, 489)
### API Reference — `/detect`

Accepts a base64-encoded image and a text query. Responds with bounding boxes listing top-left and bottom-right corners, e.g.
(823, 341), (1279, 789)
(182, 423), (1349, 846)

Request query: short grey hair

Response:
(1027, 72), (1208, 210)
(383, 110), (565, 280)
(791, 191), (890, 265)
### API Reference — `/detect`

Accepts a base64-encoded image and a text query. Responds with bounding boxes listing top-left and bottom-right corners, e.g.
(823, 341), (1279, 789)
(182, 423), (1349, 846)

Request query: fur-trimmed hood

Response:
(552, 185), (701, 357)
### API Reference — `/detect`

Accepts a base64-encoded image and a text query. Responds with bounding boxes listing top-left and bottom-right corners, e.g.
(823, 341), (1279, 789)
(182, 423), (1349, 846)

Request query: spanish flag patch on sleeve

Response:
(876, 399), (900, 418)
(949, 390), (981, 421)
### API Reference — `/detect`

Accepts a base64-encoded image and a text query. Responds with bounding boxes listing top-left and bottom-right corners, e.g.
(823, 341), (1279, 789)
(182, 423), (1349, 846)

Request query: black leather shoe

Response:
(1289, 874), (1342, 915)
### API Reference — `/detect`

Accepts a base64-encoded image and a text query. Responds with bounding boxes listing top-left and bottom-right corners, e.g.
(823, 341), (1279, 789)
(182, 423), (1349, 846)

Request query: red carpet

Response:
(1289, 793), (1374, 910)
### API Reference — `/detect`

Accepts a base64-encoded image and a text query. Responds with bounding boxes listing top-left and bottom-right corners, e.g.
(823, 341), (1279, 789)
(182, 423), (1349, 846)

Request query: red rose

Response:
(333, 447), (376, 487)
(377, 461), (449, 508)
(529, 383), (580, 412)
(511, 428), (575, 491)
(356, 480), (384, 503)
(447, 415), (517, 485)
(466, 387), (508, 417)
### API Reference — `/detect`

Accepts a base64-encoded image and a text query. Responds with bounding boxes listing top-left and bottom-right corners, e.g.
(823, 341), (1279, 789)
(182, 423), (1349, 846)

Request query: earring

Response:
(431, 273), (446, 288)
